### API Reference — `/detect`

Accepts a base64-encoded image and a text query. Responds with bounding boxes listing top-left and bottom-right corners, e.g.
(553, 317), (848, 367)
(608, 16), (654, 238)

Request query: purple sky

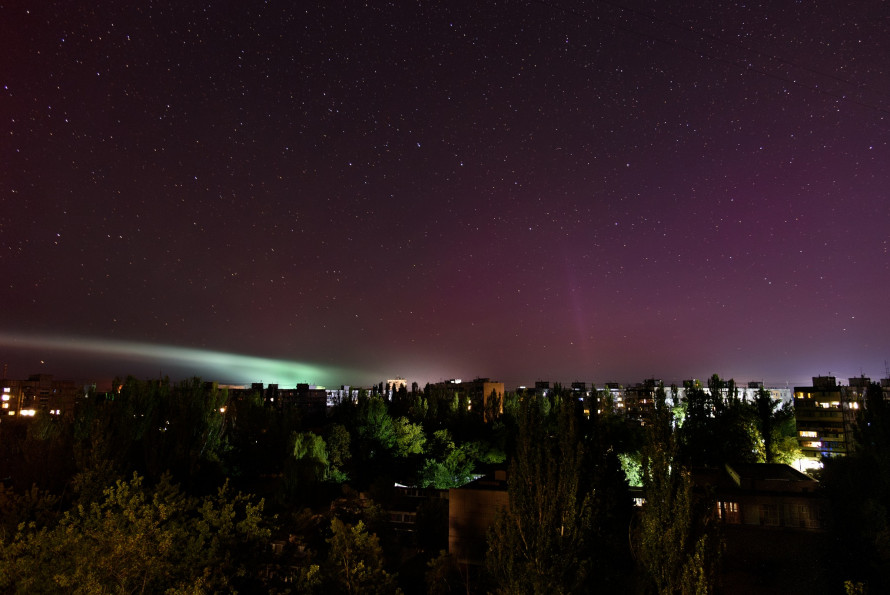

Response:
(2, 1), (889, 389)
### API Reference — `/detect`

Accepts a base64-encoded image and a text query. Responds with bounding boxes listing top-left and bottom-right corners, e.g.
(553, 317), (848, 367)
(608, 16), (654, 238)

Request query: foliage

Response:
(677, 375), (760, 467)
(637, 384), (722, 594)
(325, 517), (401, 594)
(426, 550), (465, 595)
(619, 452), (643, 488)
(74, 377), (229, 486)
(751, 388), (800, 464)
(325, 424), (351, 465)
(486, 394), (596, 594)
(355, 395), (396, 456)
(821, 381), (890, 591)
(325, 423), (352, 481)
(392, 416), (426, 457)
(0, 473), (272, 594)
(0, 484), (59, 541)
(291, 431), (330, 480)
(417, 430), (478, 489)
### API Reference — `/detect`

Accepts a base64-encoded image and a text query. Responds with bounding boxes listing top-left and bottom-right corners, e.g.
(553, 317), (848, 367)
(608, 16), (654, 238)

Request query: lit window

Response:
(1, 395), (8, 402)
(799, 431), (818, 438)
(719, 501), (740, 523)
(804, 441), (822, 448)
(2, 387), (9, 393)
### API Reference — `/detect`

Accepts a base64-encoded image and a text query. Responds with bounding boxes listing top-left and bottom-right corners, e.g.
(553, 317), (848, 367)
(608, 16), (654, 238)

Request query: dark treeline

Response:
(0, 374), (881, 593)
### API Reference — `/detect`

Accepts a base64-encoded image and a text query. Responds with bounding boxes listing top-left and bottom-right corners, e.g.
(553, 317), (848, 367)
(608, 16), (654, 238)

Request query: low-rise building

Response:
(448, 469), (508, 566)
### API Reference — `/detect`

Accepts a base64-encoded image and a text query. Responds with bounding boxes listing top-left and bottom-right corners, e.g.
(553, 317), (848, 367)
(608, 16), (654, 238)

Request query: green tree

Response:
(418, 430), (477, 489)
(325, 423), (352, 481)
(0, 473), (272, 593)
(752, 388), (799, 464)
(325, 517), (401, 594)
(141, 377), (229, 482)
(290, 431), (330, 480)
(637, 385), (722, 594)
(73, 377), (230, 486)
(392, 416), (426, 457)
(355, 395), (396, 456)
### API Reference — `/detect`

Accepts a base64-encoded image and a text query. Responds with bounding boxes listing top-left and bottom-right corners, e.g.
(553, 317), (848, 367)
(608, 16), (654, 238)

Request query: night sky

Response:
(2, 1), (889, 389)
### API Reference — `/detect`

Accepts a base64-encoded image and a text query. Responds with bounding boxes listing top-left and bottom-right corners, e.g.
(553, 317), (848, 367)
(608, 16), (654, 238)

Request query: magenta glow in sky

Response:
(1, 1), (888, 388)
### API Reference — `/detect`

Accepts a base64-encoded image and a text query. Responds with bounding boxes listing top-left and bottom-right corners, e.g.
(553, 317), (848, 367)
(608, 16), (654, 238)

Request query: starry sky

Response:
(2, 1), (889, 389)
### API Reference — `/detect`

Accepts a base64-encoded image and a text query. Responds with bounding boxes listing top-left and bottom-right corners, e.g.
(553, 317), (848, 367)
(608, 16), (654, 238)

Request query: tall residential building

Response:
(793, 376), (865, 463)
(0, 374), (85, 418)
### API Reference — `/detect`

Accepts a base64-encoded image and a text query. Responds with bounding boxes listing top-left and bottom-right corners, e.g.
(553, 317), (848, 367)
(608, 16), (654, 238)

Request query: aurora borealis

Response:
(2, 1), (889, 388)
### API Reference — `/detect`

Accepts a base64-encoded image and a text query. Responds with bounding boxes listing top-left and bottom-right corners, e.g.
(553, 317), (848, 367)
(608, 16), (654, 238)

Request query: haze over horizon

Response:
(2, 2), (889, 389)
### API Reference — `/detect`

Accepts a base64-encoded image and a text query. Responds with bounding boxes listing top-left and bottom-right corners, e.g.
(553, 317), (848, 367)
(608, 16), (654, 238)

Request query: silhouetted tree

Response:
(486, 394), (597, 594)
(822, 381), (890, 591)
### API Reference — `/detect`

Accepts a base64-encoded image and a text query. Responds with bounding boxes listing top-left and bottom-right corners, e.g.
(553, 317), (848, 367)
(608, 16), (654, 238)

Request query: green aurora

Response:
(0, 332), (358, 386)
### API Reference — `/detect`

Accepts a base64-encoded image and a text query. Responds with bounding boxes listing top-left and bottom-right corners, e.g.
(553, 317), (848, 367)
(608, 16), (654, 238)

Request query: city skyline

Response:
(2, 2), (889, 388)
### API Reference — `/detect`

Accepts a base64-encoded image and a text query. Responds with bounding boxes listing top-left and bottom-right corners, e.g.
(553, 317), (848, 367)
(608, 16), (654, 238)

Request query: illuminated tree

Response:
(325, 423), (352, 480)
(637, 384), (721, 594)
(355, 394), (396, 456)
(752, 387), (799, 464)
(417, 429), (477, 489)
(393, 416), (426, 457)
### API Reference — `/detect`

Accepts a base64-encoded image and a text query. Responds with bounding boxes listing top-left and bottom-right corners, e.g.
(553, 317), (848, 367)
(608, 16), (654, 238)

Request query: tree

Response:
(325, 517), (401, 594)
(426, 550), (467, 595)
(290, 432), (330, 481)
(355, 395), (396, 456)
(752, 388), (799, 464)
(486, 394), (595, 594)
(418, 430), (477, 489)
(325, 423), (352, 481)
(73, 377), (230, 487)
(0, 473), (272, 593)
(821, 382), (890, 591)
(678, 375), (759, 467)
(392, 416), (426, 457)
(637, 384), (722, 594)
(0, 484), (59, 541)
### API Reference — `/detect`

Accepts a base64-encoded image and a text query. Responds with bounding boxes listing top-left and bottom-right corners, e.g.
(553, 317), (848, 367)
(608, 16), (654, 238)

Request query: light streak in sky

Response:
(0, 332), (352, 386)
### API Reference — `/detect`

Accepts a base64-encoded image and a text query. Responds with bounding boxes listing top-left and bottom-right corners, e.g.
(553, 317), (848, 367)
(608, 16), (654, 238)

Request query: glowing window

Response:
(799, 431), (818, 438)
